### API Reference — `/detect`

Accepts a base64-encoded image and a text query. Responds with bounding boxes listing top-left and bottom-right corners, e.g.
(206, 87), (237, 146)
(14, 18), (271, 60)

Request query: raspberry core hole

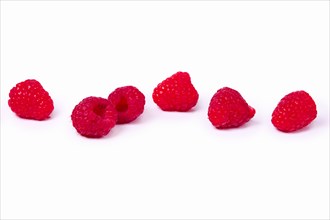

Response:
(93, 104), (107, 117)
(116, 97), (128, 112)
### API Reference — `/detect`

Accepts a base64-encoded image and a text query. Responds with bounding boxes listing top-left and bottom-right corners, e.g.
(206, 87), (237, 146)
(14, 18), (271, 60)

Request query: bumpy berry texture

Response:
(152, 71), (199, 111)
(271, 91), (317, 132)
(8, 79), (54, 120)
(108, 86), (145, 124)
(208, 87), (255, 129)
(71, 96), (118, 138)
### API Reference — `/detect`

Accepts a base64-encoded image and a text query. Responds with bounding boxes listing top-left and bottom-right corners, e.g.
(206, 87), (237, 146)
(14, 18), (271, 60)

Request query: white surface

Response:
(1, 1), (329, 219)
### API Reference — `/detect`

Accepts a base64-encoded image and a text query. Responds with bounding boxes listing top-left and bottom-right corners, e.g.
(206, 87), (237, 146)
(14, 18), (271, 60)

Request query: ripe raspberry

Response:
(71, 96), (118, 138)
(208, 87), (255, 129)
(108, 86), (145, 124)
(8, 79), (54, 120)
(271, 91), (317, 132)
(152, 71), (199, 111)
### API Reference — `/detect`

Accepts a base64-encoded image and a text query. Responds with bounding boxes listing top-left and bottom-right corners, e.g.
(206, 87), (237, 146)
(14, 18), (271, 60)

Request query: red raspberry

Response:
(8, 79), (54, 120)
(271, 90), (317, 132)
(71, 96), (117, 138)
(208, 87), (255, 128)
(152, 71), (199, 111)
(108, 86), (145, 124)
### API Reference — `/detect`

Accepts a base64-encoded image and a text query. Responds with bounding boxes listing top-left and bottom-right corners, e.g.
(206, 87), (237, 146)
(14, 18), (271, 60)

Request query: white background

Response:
(1, 1), (329, 219)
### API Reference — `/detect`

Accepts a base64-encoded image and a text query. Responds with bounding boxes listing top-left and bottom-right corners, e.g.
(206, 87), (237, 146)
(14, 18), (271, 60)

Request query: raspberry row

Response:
(7, 72), (317, 138)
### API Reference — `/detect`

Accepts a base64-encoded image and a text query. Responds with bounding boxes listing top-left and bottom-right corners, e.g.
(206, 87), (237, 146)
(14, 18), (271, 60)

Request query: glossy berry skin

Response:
(208, 87), (255, 129)
(71, 96), (118, 138)
(152, 71), (199, 112)
(8, 79), (54, 120)
(108, 86), (145, 124)
(271, 91), (317, 132)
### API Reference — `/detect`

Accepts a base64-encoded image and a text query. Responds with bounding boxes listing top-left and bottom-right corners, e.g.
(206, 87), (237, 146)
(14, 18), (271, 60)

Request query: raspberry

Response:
(208, 87), (255, 128)
(8, 79), (54, 120)
(71, 96), (118, 138)
(271, 90), (317, 132)
(108, 86), (145, 124)
(152, 71), (199, 111)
